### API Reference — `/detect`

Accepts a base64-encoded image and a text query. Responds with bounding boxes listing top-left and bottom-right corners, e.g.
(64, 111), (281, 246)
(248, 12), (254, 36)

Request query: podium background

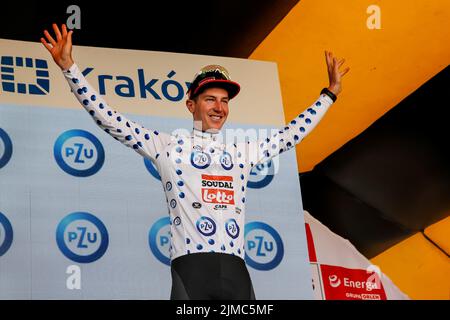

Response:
(0, 39), (312, 299)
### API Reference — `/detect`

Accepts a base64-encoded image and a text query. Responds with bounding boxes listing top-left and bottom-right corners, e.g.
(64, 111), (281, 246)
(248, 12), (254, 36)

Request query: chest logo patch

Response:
(201, 174), (235, 205)
(190, 151), (211, 169)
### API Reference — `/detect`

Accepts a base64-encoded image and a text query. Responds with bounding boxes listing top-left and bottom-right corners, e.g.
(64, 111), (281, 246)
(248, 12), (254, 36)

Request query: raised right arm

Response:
(41, 23), (169, 161)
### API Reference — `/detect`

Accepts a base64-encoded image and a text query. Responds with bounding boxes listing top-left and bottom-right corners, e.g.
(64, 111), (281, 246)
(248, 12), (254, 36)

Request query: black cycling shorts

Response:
(170, 252), (256, 300)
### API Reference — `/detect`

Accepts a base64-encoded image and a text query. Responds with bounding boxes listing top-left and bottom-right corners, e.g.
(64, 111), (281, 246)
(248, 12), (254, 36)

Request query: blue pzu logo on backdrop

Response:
(247, 159), (276, 189)
(54, 129), (105, 177)
(148, 216), (171, 266)
(1, 56), (50, 95)
(0, 128), (13, 169)
(0, 212), (14, 257)
(245, 221), (284, 271)
(144, 157), (161, 181)
(56, 212), (109, 263)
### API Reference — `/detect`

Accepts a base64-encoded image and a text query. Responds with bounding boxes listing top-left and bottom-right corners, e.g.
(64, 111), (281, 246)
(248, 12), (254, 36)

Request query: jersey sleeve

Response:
(62, 63), (170, 161)
(249, 93), (335, 166)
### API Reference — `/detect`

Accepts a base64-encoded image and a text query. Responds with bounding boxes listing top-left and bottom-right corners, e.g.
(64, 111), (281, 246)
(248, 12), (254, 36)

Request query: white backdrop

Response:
(0, 39), (312, 299)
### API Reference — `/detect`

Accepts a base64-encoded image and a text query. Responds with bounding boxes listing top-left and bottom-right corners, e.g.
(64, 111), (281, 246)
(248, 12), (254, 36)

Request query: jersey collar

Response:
(192, 127), (222, 141)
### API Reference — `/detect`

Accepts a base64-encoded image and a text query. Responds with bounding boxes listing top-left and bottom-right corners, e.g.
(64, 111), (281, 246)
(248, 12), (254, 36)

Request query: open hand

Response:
(40, 23), (74, 70)
(325, 50), (350, 96)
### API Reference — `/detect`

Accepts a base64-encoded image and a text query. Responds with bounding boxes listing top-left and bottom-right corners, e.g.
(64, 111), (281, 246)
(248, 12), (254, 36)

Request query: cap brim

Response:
(192, 79), (241, 99)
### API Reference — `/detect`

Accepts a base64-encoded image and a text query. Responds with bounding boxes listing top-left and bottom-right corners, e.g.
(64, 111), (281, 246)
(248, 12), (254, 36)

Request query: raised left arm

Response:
(251, 50), (350, 166)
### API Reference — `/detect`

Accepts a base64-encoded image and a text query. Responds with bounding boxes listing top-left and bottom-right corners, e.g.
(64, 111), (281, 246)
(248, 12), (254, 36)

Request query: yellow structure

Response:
(372, 217), (450, 299)
(250, 0), (450, 299)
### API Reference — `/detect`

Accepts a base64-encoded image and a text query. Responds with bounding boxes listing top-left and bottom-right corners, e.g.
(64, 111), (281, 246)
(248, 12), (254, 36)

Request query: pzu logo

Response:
(225, 219), (239, 239)
(54, 129), (105, 177)
(247, 159), (276, 189)
(196, 216), (216, 237)
(220, 152), (233, 170)
(245, 221), (284, 271)
(1, 56), (50, 95)
(191, 151), (211, 170)
(0, 212), (14, 257)
(56, 212), (109, 263)
(148, 216), (171, 266)
(0, 128), (13, 169)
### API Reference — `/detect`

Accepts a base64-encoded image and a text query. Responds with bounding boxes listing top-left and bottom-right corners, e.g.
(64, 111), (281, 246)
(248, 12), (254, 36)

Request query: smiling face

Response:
(186, 87), (230, 132)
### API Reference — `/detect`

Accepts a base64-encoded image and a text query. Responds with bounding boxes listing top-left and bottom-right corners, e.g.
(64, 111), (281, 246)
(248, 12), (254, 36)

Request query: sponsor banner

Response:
(304, 211), (410, 300)
(0, 38), (284, 127)
(320, 264), (387, 300)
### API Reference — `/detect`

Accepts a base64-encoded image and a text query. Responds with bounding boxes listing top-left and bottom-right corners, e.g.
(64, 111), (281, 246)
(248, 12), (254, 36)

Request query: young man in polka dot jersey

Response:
(41, 24), (350, 300)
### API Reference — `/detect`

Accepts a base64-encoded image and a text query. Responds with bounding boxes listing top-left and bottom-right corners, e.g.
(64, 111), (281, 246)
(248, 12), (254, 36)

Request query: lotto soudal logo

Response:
(320, 265), (387, 300)
(201, 174), (235, 205)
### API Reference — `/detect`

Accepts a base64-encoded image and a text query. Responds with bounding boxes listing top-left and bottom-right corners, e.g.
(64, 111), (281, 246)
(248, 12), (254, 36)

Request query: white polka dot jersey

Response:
(63, 63), (335, 261)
